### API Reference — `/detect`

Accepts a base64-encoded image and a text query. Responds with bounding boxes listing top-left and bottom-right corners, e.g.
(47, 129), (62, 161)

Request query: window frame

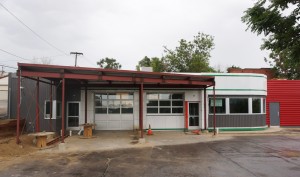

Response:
(44, 100), (61, 119)
(94, 92), (134, 114)
(208, 97), (226, 114)
(146, 93), (184, 115)
(229, 98), (249, 114)
(252, 97), (262, 114)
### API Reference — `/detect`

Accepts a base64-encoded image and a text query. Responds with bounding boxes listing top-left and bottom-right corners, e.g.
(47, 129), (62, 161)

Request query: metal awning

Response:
(16, 63), (216, 144)
(18, 63), (215, 88)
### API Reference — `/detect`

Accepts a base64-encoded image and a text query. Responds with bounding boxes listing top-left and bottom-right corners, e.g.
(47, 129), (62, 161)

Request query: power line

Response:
(0, 64), (17, 69)
(0, 48), (31, 61)
(0, 2), (68, 56)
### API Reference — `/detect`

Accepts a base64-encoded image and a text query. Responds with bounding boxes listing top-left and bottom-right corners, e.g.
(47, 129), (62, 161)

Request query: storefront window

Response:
(209, 98), (226, 114)
(252, 98), (261, 113)
(230, 98), (248, 113)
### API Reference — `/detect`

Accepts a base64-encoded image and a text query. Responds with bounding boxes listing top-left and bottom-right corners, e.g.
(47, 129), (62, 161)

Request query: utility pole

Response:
(70, 52), (83, 67)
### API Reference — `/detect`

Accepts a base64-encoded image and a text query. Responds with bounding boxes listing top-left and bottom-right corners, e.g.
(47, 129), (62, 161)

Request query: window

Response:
(146, 93), (184, 114)
(44, 100), (61, 119)
(230, 98), (248, 113)
(252, 98), (261, 113)
(45, 101), (51, 117)
(209, 98), (226, 114)
(0, 90), (8, 117)
(95, 93), (133, 114)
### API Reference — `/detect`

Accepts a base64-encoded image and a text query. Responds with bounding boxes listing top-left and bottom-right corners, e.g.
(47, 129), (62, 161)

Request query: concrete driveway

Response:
(0, 129), (300, 177)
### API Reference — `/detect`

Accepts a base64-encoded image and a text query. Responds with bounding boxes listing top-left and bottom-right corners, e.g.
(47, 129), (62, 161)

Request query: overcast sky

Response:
(0, 0), (270, 73)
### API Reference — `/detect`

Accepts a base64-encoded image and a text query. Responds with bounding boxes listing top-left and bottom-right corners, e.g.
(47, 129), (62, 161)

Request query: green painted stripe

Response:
(206, 88), (266, 92)
(201, 74), (266, 78)
(207, 127), (267, 131)
(147, 128), (185, 131)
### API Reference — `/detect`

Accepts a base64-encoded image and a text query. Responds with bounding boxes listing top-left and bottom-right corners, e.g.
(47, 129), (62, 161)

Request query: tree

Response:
(242, 0), (300, 79)
(32, 57), (52, 64)
(163, 32), (215, 72)
(97, 57), (121, 69)
(136, 56), (166, 72)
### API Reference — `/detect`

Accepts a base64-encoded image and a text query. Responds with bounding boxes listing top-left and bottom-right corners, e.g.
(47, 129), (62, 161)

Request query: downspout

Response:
(61, 77), (65, 143)
(139, 83), (144, 138)
(35, 78), (40, 132)
(213, 85), (216, 135)
(85, 86), (87, 124)
(204, 87), (207, 130)
(50, 81), (53, 131)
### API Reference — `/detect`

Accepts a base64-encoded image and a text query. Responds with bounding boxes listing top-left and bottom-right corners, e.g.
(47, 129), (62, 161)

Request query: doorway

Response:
(67, 102), (80, 129)
(270, 102), (280, 126)
(189, 102), (199, 129)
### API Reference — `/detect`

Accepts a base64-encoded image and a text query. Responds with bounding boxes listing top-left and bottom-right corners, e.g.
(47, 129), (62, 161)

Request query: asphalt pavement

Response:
(1, 132), (299, 177)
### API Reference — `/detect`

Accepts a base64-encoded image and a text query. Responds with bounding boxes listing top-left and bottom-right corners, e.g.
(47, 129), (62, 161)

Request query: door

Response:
(270, 102), (280, 126)
(67, 102), (80, 129)
(189, 103), (199, 129)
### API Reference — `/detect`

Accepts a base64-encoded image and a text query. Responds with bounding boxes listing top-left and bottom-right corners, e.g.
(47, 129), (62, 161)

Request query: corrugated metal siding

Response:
(267, 80), (300, 126)
(208, 114), (266, 127)
(9, 74), (59, 133)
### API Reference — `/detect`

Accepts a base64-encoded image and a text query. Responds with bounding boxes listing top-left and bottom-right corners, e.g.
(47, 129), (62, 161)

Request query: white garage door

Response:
(94, 93), (134, 130)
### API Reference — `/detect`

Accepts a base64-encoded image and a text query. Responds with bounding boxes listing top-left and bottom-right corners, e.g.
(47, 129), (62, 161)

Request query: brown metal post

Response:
(85, 86), (87, 124)
(204, 87), (207, 130)
(213, 85), (216, 135)
(50, 81), (53, 131)
(139, 83), (144, 138)
(16, 69), (21, 144)
(35, 78), (40, 132)
(61, 78), (65, 143)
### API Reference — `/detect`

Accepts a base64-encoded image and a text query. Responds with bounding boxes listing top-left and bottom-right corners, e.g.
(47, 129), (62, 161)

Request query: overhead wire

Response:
(0, 48), (31, 61)
(0, 2), (69, 56)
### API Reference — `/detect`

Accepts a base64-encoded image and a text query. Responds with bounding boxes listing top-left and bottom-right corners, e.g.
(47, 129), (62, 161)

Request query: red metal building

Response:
(267, 80), (300, 126)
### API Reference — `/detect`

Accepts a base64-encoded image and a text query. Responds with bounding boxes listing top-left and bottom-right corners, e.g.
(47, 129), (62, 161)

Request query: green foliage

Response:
(136, 56), (166, 72)
(242, 0), (300, 79)
(163, 32), (215, 72)
(97, 57), (121, 69)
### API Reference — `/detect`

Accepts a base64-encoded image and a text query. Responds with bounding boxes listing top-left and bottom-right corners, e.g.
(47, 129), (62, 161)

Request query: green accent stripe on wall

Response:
(206, 89), (266, 92)
(147, 128), (185, 131)
(207, 127), (267, 131)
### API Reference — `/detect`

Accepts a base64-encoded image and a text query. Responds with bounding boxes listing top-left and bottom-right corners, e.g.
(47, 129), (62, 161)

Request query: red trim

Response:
(21, 71), (60, 78)
(18, 62), (214, 80)
(185, 101), (188, 130)
(17, 63), (215, 87)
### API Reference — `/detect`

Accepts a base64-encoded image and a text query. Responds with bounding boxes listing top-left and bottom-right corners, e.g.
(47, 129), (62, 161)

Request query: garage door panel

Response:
(95, 121), (108, 130)
(95, 114), (108, 120)
(107, 121), (121, 129)
(121, 121), (133, 129)
(121, 114), (133, 120)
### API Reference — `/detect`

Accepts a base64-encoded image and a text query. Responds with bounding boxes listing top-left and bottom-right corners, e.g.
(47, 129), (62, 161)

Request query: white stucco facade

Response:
(72, 73), (267, 131)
